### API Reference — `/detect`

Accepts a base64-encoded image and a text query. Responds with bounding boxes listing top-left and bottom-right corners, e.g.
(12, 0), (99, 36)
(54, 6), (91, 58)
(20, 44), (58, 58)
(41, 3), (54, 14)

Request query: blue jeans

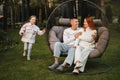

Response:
(54, 42), (75, 66)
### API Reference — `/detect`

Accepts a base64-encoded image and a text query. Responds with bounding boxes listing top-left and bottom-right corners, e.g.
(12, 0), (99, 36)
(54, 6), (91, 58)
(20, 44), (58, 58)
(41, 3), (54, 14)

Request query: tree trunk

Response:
(22, 0), (26, 22)
(10, 0), (15, 28)
(39, 4), (42, 24)
(3, 1), (8, 30)
(95, 0), (100, 18)
(100, 0), (105, 19)
(26, 0), (30, 19)
(45, 4), (48, 20)
(100, 0), (104, 13)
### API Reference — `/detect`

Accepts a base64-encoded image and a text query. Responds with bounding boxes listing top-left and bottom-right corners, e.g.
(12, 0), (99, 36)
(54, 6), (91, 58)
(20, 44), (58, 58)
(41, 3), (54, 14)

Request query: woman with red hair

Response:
(72, 17), (97, 74)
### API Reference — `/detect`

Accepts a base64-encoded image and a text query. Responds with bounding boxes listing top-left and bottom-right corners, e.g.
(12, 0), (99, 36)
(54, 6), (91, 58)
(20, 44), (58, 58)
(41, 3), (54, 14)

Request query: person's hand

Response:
(73, 46), (76, 48)
(20, 33), (23, 36)
(92, 33), (97, 40)
(74, 32), (82, 39)
(42, 28), (46, 33)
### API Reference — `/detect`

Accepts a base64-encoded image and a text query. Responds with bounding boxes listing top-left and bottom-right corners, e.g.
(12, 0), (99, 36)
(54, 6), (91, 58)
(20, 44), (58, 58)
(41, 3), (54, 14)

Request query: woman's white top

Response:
(74, 28), (97, 48)
(19, 22), (44, 43)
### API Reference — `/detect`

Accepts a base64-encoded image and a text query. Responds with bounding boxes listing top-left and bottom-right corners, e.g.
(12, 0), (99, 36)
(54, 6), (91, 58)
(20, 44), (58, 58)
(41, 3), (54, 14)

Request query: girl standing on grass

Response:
(19, 15), (46, 60)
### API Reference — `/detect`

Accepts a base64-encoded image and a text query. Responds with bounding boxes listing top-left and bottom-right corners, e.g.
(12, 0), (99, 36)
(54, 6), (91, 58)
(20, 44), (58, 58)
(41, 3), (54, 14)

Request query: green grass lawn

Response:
(0, 24), (120, 80)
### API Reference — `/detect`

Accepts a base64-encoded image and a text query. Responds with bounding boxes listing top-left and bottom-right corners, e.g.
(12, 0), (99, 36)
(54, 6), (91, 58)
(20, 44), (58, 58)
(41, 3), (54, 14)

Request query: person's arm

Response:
(37, 28), (46, 36)
(19, 24), (26, 36)
(63, 29), (75, 44)
(92, 30), (97, 40)
(80, 30), (97, 42)
(74, 32), (82, 39)
(73, 38), (80, 48)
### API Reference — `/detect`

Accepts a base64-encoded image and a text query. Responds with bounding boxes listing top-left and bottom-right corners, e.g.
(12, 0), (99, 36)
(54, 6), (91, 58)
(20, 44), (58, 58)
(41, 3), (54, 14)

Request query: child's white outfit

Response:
(19, 22), (44, 60)
(74, 28), (97, 72)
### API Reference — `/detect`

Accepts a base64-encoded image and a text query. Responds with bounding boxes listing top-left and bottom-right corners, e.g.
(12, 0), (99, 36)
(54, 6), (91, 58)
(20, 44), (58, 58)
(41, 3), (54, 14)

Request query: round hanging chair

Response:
(46, 0), (112, 75)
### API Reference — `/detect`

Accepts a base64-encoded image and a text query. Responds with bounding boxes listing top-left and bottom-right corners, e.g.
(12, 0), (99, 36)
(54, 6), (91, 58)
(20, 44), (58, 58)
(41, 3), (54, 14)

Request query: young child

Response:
(19, 15), (46, 60)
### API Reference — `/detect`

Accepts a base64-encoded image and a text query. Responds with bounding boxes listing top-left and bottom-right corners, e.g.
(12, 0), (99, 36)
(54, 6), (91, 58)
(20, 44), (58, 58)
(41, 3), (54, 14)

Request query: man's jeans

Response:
(54, 42), (75, 66)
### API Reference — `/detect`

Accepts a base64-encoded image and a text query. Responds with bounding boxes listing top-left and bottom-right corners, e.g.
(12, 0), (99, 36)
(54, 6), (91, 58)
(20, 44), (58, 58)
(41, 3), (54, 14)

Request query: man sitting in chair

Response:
(48, 18), (81, 71)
